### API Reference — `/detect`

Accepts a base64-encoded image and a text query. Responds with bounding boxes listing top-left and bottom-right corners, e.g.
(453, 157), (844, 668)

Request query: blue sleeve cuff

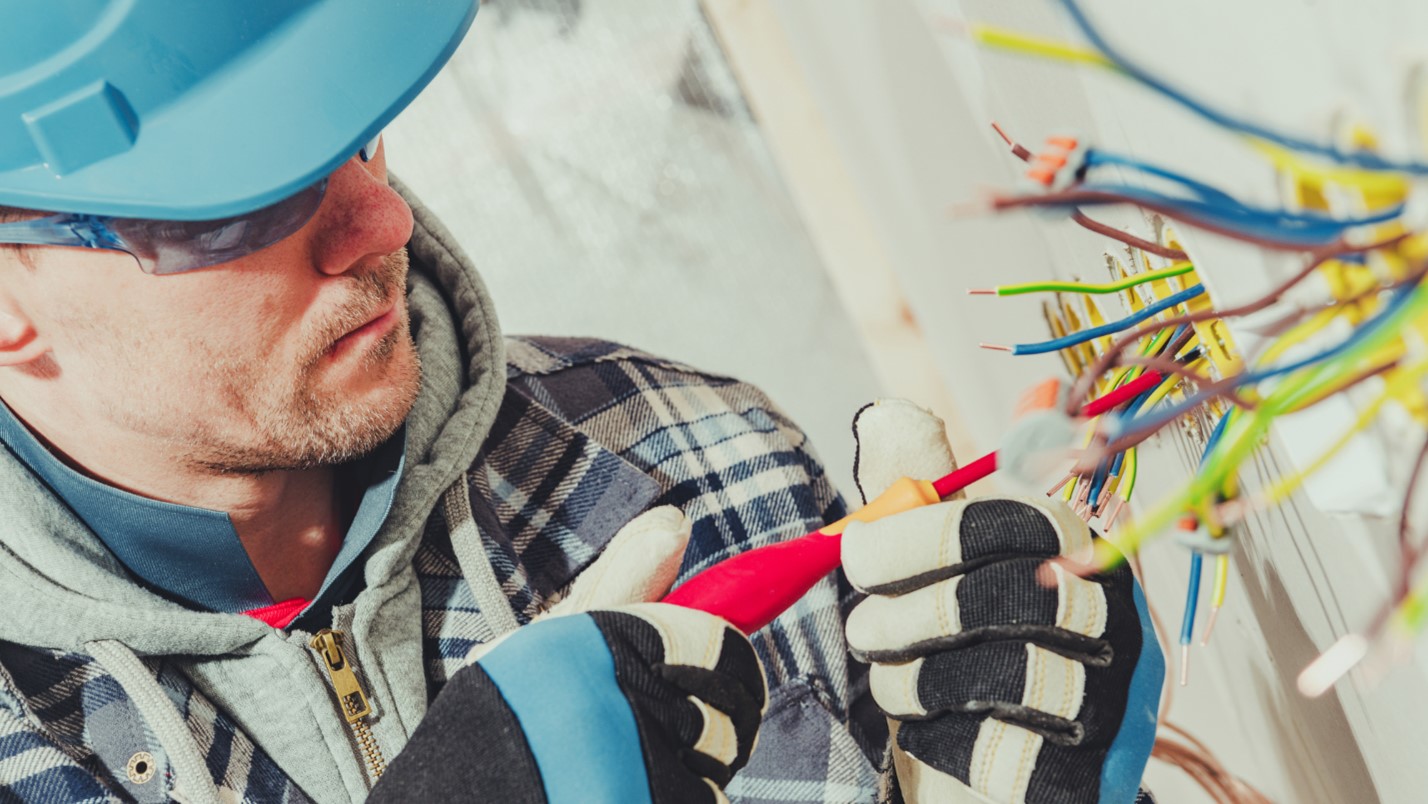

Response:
(1099, 579), (1164, 804)
(479, 614), (654, 804)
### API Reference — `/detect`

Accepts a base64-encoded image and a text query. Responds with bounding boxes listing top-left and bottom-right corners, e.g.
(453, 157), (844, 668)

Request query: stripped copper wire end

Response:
(990, 121), (1033, 162)
(1200, 605), (1222, 647)
(1094, 480), (1115, 513)
(1103, 498), (1128, 532)
(1179, 644), (1191, 687)
(967, 288), (997, 296)
(1047, 472), (1075, 497)
(979, 343), (1013, 352)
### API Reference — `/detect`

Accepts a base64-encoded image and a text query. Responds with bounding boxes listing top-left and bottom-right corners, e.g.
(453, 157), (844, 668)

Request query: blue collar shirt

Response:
(0, 400), (404, 630)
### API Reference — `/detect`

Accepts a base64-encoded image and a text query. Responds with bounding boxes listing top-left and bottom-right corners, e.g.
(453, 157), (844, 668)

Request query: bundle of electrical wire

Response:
(1053, 0), (1428, 176)
(993, 148), (1405, 249)
(956, 3), (1428, 800)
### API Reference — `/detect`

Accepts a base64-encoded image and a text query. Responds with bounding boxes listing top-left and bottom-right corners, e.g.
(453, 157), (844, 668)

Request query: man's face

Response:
(0, 143), (422, 475)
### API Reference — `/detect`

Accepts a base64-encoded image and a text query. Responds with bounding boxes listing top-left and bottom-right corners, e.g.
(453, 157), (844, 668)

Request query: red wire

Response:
(932, 451), (998, 497)
(929, 370), (1164, 497)
(1080, 370), (1165, 416)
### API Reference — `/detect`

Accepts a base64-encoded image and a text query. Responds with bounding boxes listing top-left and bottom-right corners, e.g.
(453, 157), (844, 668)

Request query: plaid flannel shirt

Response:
(0, 336), (887, 803)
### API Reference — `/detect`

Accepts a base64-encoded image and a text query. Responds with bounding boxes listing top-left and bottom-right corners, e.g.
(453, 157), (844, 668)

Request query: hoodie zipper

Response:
(310, 629), (388, 781)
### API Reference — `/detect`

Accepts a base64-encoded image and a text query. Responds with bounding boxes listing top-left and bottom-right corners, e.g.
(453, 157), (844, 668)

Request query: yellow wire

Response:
(968, 24), (1118, 70)
(1283, 352), (1401, 414)
(1250, 140), (1412, 195)
(1211, 554), (1230, 609)
(1255, 307), (1343, 369)
(968, 23), (1404, 191)
(1261, 358), (1428, 505)
(1139, 364), (1197, 411)
(1120, 448), (1138, 501)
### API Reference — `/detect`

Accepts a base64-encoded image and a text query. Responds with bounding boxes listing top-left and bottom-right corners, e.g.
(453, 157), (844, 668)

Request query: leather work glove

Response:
(844, 400), (1164, 804)
(372, 504), (767, 804)
(540, 505), (693, 618)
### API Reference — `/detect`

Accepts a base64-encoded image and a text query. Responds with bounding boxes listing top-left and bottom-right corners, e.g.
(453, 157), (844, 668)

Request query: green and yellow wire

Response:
(970, 262), (1195, 297)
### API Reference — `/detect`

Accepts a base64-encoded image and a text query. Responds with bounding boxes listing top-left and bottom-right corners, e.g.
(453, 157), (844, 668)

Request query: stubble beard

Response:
(194, 249), (424, 475)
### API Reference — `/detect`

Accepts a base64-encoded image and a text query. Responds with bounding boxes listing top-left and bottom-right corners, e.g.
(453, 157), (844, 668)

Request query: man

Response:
(0, 3), (1161, 802)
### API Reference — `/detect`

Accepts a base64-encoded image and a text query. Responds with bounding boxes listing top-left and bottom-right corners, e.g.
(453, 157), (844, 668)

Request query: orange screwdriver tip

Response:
(980, 342), (1013, 352)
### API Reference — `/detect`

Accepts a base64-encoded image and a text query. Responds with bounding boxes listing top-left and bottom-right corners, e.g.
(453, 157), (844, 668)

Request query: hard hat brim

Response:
(0, 0), (478, 221)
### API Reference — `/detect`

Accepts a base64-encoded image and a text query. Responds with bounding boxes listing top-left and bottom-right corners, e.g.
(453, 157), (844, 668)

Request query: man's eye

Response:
(359, 132), (383, 163)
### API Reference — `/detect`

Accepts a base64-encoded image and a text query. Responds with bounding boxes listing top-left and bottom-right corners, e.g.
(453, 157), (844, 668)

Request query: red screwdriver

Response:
(662, 371), (1163, 633)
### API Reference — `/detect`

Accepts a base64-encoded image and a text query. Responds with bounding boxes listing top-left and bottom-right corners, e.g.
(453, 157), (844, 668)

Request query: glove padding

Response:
(372, 603), (766, 804)
(845, 400), (1163, 804)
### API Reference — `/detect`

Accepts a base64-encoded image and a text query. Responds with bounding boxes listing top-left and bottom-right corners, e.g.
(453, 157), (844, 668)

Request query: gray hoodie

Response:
(0, 178), (507, 802)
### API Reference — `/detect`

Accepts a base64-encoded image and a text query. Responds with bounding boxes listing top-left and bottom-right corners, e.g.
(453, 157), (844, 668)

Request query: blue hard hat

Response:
(0, 0), (478, 220)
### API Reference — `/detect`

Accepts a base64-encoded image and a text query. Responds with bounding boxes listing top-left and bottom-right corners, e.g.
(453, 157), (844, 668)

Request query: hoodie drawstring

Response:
(440, 477), (520, 642)
(86, 639), (222, 804)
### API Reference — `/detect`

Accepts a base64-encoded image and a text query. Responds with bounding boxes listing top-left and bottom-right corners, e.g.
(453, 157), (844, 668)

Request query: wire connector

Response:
(1023, 134), (1089, 192)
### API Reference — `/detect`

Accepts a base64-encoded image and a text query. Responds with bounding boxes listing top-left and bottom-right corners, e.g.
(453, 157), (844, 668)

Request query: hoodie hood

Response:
(0, 175), (506, 657)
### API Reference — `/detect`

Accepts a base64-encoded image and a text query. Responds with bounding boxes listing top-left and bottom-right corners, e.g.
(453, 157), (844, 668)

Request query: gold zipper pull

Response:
(310, 629), (387, 780)
(310, 629), (371, 722)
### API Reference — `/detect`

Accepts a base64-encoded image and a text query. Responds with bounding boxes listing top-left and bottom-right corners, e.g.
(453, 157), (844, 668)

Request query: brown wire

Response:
(989, 122), (1190, 261)
(994, 189), (1353, 253)
(1071, 209), (1189, 260)
(1281, 357), (1400, 414)
(1112, 355), (1258, 411)
(1092, 263), (1426, 460)
(1064, 232), (1412, 416)
(1380, 435), (1428, 632)
(1152, 730), (1274, 804)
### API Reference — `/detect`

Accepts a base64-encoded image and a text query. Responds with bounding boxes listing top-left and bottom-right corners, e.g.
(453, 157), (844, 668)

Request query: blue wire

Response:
(1086, 459), (1111, 511)
(1059, 182), (1403, 247)
(1011, 284), (1205, 355)
(1057, 0), (1428, 175)
(1180, 412), (1232, 650)
(1199, 409), (1233, 466)
(1085, 150), (1240, 206)
(1096, 183), (1402, 233)
(1112, 281), (1417, 443)
(1089, 375), (1163, 508)
(1081, 154), (1405, 231)
(1091, 330), (1190, 509)
(1181, 552), (1203, 646)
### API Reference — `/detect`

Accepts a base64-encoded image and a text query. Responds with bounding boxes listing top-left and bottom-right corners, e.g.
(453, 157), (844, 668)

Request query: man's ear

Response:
(0, 303), (48, 366)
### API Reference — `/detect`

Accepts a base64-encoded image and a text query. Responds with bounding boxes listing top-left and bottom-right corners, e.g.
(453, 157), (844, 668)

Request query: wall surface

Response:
(386, 0), (885, 498)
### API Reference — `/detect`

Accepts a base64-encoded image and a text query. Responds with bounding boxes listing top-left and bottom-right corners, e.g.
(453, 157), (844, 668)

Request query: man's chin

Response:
(200, 343), (422, 475)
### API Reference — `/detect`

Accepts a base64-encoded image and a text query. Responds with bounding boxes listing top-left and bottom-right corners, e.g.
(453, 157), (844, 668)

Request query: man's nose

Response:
(308, 157), (414, 276)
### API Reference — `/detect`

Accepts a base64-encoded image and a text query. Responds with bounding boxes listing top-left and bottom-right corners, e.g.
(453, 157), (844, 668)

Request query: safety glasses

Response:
(0, 133), (382, 275)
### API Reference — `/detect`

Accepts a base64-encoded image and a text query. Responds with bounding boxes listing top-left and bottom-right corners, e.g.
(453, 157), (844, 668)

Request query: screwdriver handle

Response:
(663, 477), (941, 633)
